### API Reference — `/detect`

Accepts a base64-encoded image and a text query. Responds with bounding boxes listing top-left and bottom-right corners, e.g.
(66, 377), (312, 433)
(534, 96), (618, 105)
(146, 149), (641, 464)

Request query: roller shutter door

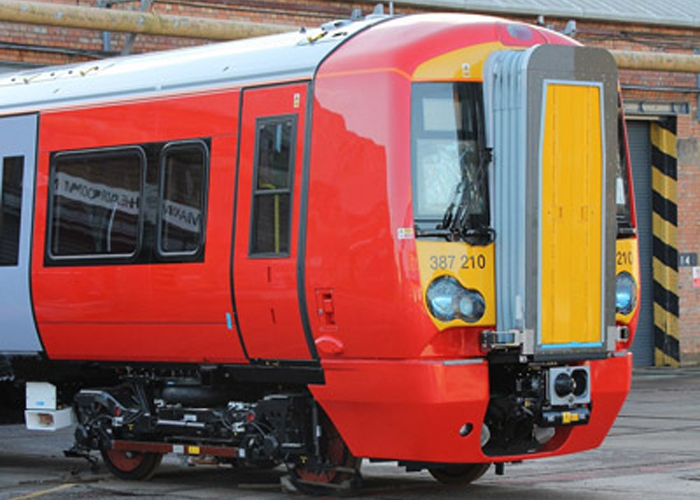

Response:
(627, 120), (654, 366)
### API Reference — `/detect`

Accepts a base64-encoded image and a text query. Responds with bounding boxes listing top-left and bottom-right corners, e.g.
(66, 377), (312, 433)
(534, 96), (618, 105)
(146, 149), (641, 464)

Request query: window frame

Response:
(156, 140), (210, 259)
(46, 146), (147, 264)
(248, 114), (298, 258)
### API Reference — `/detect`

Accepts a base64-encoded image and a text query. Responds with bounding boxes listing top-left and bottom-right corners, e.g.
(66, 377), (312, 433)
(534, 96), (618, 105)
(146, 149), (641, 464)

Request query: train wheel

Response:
(289, 414), (361, 495)
(428, 463), (491, 485)
(101, 449), (163, 480)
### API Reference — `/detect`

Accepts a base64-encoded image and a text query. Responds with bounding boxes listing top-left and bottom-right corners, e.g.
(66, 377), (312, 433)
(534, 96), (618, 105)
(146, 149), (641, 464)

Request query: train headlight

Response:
(426, 276), (485, 323)
(459, 291), (486, 322)
(426, 277), (461, 322)
(615, 271), (637, 315)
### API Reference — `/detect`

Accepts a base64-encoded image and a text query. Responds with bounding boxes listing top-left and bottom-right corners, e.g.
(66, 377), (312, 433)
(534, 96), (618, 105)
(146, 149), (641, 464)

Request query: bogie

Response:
(70, 375), (335, 481)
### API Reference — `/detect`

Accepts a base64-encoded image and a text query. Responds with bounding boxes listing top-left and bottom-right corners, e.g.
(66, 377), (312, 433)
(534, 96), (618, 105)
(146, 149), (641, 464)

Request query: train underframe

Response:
(62, 366), (363, 494)
(9, 353), (611, 494)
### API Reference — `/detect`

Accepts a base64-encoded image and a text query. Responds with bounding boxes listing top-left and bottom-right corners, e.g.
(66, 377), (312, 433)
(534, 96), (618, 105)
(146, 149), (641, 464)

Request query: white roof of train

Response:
(0, 17), (383, 115)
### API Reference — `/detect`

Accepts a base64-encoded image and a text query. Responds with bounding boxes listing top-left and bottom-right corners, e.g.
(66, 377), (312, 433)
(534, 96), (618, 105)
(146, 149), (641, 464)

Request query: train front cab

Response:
(306, 15), (639, 469)
(0, 13), (642, 490)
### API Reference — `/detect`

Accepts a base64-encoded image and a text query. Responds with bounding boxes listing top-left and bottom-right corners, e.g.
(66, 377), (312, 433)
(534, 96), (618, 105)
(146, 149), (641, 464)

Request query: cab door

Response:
(232, 84), (313, 361)
(0, 114), (42, 353)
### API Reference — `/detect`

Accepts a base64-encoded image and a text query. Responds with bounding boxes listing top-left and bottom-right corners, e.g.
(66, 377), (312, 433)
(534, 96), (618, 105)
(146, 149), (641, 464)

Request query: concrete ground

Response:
(0, 367), (699, 500)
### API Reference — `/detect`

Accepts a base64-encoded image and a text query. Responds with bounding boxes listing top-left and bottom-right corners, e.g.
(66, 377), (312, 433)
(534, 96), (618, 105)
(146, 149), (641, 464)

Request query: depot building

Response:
(1, 0), (699, 367)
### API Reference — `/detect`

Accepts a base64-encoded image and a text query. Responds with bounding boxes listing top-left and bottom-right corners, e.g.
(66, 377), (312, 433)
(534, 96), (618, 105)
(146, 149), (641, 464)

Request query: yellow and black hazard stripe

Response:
(651, 119), (680, 367)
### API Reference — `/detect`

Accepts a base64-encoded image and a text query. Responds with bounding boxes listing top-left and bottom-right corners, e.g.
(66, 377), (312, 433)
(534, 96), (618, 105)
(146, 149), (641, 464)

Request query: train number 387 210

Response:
(429, 254), (487, 271)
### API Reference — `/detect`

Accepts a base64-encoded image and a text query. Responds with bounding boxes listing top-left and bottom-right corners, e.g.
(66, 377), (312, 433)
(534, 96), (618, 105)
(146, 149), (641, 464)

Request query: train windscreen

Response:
(616, 115), (633, 235)
(411, 82), (489, 240)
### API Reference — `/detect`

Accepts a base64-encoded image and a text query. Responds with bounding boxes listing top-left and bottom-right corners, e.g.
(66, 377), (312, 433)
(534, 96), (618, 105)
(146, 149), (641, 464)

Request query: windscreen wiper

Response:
(416, 149), (495, 243)
(414, 204), (495, 243)
(413, 177), (466, 240)
(446, 150), (494, 243)
(617, 222), (636, 237)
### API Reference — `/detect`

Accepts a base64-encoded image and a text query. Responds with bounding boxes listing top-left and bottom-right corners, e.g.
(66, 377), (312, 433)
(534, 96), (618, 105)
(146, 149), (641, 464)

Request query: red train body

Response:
(0, 12), (640, 491)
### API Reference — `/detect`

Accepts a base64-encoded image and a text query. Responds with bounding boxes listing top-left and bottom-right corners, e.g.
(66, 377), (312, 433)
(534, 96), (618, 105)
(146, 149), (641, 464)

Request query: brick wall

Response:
(2, 0), (700, 365)
(678, 103), (700, 366)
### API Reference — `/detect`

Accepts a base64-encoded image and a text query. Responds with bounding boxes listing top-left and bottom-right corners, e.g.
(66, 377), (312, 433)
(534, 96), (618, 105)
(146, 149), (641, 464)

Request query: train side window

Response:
(250, 116), (296, 256)
(0, 156), (24, 266)
(157, 141), (208, 257)
(48, 148), (145, 261)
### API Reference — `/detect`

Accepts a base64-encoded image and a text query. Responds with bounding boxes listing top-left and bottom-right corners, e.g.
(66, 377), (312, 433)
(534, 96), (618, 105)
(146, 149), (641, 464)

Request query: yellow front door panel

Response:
(540, 82), (603, 347)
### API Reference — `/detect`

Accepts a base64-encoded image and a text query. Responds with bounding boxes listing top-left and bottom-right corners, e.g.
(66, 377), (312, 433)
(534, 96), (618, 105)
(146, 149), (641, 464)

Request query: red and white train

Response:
(0, 11), (640, 492)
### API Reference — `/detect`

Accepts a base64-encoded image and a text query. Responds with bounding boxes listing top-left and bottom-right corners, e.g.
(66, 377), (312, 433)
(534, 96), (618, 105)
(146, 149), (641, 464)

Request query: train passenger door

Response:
(0, 114), (42, 353)
(232, 84), (313, 361)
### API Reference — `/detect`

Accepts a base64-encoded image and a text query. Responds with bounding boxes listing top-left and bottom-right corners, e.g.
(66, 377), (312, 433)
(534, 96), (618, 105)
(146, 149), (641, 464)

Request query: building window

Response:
(250, 116), (296, 256)
(158, 141), (208, 256)
(49, 148), (144, 260)
(0, 156), (24, 266)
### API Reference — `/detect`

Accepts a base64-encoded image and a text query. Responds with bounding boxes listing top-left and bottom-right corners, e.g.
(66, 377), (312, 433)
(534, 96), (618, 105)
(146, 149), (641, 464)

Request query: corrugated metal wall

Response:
(627, 120), (654, 366)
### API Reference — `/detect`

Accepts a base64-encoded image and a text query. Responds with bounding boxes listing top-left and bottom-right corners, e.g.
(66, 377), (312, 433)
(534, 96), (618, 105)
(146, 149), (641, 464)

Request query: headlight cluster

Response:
(426, 276), (485, 323)
(615, 271), (637, 315)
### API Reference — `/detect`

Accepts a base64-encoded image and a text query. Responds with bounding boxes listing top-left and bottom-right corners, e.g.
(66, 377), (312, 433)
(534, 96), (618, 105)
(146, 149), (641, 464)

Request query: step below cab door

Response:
(232, 84), (314, 361)
(0, 114), (42, 354)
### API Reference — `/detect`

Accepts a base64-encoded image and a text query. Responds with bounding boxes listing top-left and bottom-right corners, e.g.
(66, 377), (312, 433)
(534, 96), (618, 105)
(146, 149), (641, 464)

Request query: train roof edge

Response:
(0, 13), (572, 115)
(0, 15), (386, 114)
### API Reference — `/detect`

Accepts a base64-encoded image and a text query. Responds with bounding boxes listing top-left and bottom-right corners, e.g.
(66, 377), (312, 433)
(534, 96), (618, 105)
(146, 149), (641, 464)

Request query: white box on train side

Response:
(25, 382), (75, 431)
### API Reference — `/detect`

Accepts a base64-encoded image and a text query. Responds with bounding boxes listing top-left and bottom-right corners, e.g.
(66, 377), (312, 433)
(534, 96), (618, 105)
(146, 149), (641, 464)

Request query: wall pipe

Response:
(611, 50), (700, 73)
(0, 0), (292, 42)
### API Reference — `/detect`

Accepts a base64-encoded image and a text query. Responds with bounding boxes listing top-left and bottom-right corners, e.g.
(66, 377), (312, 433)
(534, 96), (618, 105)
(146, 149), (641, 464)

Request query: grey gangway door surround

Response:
(483, 45), (618, 360)
(0, 114), (42, 354)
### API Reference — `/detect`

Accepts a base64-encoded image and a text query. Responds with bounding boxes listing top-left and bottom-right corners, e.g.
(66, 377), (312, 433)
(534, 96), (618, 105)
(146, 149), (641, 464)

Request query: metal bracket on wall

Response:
(97, 0), (112, 52)
(122, 0), (153, 55)
(623, 100), (690, 117)
(536, 16), (577, 38)
(98, 0), (152, 55)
